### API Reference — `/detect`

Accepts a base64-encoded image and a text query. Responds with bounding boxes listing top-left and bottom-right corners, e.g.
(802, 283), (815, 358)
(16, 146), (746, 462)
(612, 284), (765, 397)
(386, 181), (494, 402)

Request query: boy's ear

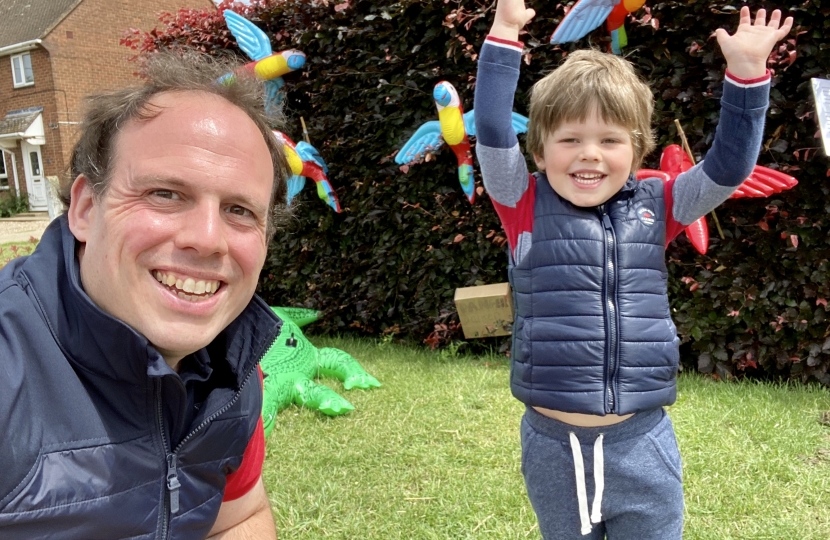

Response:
(533, 153), (546, 171)
(67, 174), (96, 243)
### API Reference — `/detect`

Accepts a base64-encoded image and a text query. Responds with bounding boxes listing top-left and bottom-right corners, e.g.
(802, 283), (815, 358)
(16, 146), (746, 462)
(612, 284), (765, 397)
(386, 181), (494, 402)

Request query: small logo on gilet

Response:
(636, 206), (656, 226)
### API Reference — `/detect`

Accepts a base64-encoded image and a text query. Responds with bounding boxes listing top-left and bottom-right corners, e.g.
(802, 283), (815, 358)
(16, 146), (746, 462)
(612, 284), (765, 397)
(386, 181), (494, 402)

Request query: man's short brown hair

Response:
(526, 49), (655, 171)
(65, 50), (289, 237)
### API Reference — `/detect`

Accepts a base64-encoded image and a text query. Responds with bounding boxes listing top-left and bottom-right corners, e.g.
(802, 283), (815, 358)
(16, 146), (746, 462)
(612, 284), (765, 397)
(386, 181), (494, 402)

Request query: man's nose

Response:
(175, 203), (229, 257)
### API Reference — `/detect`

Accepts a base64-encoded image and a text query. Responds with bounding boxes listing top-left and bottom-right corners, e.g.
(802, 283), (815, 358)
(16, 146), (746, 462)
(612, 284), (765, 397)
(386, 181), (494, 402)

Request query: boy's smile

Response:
(533, 109), (634, 208)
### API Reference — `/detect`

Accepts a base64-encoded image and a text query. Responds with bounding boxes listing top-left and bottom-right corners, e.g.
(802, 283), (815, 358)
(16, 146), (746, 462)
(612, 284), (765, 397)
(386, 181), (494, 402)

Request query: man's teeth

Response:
(153, 271), (220, 297)
(572, 173), (603, 184)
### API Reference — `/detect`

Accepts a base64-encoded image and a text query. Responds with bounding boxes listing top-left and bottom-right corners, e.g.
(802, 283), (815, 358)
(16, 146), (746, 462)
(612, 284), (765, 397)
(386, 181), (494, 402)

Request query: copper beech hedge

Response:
(124, 0), (830, 384)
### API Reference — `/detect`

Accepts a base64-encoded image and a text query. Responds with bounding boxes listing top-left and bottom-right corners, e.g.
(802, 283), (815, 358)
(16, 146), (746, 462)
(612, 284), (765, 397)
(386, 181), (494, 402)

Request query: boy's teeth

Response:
(153, 271), (220, 297)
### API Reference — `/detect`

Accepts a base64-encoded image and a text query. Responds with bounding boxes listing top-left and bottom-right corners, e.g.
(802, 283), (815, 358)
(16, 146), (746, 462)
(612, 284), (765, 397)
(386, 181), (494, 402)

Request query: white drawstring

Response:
(591, 434), (605, 524)
(569, 432), (605, 536)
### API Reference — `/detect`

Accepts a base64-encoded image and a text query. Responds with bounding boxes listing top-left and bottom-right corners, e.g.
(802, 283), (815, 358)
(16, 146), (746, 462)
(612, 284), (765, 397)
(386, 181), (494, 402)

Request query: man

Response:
(0, 51), (289, 539)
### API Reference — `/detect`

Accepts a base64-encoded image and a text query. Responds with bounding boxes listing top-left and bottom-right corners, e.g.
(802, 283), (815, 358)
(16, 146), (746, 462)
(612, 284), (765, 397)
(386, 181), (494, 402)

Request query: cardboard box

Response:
(454, 282), (514, 339)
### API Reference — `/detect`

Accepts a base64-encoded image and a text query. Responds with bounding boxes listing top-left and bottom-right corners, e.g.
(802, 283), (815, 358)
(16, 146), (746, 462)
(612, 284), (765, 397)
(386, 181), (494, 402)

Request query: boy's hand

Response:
(490, 0), (535, 42)
(715, 6), (794, 80)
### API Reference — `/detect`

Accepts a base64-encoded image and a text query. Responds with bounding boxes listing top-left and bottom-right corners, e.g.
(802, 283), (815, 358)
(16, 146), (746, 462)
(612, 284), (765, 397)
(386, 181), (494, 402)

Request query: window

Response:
(11, 53), (34, 87)
(0, 152), (8, 190)
(29, 151), (40, 176)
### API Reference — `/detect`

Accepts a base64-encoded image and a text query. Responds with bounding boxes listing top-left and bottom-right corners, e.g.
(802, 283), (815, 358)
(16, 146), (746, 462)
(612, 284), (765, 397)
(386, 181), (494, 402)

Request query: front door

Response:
(21, 140), (47, 211)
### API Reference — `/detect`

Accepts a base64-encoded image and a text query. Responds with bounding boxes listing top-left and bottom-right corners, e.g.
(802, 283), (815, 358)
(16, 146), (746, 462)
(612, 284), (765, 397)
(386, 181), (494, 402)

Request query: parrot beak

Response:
(433, 83), (452, 107)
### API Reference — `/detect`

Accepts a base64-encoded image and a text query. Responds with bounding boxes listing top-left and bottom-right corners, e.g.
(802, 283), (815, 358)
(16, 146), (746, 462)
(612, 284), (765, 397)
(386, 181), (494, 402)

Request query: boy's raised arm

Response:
(671, 7), (794, 227)
(474, 0), (536, 260)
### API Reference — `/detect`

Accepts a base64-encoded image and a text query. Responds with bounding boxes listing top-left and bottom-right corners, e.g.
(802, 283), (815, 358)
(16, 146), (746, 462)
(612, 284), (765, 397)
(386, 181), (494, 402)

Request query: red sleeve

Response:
(223, 368), (266, 502)
(490, 173), (536, 260)
(663, 177), (685, 244)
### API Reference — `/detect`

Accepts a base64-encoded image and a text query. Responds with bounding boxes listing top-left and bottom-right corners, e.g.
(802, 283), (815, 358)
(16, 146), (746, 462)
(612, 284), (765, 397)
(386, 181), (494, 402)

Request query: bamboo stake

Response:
(300, 116), (311, 144)
(674, 119), (725, 240)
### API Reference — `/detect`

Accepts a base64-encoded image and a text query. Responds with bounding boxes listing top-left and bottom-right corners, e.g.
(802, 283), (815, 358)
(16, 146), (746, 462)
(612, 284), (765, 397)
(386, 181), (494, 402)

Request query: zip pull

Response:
(599, 206), (613, 230)
(166, 453), (181, 514)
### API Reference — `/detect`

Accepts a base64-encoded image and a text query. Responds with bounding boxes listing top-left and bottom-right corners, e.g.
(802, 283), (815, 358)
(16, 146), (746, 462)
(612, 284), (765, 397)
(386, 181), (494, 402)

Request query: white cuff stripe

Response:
(725, 74), (770, 89)
(484, 39), (523, 54)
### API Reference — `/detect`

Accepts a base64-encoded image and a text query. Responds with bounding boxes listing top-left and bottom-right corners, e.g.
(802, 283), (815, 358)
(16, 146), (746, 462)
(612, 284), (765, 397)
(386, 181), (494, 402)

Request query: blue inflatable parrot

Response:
(549, 0), (647, 54)
(273, 131), (341, 213)
(221, 10), (306, 113)
(396, 81), (528, 204)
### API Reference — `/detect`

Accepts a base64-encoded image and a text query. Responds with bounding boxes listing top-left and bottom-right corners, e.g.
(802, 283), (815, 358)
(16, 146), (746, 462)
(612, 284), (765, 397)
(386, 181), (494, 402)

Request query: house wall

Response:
(43, 0), (215, 177)
(0, 0), (214, 204)
(0, 47), (61, 197)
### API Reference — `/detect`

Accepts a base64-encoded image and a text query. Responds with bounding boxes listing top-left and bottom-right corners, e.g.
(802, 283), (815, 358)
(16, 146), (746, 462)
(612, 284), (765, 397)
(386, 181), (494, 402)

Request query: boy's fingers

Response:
(739, 5), (751, 26)
(768, 9), (782, 28)
(753, 9), (766, 27)
(780, 16), (794, 36)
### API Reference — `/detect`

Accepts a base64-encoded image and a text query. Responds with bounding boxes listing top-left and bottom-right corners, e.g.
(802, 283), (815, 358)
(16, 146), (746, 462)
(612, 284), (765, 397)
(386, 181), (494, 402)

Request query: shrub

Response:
(125, 0), (830, 384)
(0, 192), (30, 218)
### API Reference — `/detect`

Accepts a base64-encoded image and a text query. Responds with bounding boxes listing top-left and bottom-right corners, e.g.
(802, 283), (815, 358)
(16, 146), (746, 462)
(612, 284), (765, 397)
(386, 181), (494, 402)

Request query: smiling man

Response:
(0, 52), (288, 539)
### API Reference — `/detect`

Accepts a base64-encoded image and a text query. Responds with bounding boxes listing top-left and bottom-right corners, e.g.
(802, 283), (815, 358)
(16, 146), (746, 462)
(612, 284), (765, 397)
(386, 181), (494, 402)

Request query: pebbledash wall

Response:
(0, 0), (215, 209)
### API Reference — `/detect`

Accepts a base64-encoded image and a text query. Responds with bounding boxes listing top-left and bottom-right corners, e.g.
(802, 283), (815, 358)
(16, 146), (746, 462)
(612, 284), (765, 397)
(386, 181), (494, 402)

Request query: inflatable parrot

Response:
(395, 81), (529, 204)
(550, 0), (647, 54)
(221, 10), (306, 113)
(273, 130), (341, 212)
(637, 144), (798, 254)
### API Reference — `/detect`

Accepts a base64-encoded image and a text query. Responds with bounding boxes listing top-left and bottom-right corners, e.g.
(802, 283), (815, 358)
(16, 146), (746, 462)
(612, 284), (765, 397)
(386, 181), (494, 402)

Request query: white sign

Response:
(812, 78), (830, 157)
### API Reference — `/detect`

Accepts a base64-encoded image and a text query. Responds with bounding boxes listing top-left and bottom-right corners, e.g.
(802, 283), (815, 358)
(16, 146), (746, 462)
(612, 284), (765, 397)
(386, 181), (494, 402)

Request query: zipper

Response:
(155, 360), (259, 539)
(599, 205), (620, 414)
(155, 379), (172, 540)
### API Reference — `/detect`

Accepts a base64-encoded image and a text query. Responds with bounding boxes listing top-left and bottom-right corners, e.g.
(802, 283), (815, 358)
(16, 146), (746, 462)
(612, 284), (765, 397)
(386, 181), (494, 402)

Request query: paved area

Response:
(0, 213), (51, 244)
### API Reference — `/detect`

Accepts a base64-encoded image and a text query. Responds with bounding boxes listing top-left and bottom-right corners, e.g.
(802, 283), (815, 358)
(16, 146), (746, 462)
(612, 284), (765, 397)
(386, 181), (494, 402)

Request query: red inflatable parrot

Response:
(637, 145), (798, 254)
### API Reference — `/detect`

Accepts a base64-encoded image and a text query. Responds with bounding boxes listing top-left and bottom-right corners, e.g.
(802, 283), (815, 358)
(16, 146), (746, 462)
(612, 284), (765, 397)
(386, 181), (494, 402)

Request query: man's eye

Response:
(152, 190), (179, 199)
(226, 205), (253, 217)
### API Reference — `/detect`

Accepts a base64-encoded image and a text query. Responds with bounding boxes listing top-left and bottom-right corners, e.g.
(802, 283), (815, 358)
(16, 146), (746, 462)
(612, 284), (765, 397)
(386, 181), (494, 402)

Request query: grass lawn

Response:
(0, 240), (37, 270)
(264, 336), (830, 539)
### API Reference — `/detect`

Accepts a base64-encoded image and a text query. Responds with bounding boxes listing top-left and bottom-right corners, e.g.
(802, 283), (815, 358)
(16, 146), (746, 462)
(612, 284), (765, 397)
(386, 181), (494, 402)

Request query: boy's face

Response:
(533, 109), (634, 208)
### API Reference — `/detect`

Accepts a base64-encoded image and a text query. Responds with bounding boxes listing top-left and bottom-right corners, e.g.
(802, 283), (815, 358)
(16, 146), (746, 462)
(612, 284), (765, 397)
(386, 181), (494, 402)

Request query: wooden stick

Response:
(300, 116), (311, 144)
(674, 120), (725, 240)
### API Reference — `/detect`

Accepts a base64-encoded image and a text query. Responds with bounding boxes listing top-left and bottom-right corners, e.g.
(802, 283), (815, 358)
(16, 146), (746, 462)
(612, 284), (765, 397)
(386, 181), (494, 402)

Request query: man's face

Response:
(534, 109), (634, 208)
(68, 91), (274, 367)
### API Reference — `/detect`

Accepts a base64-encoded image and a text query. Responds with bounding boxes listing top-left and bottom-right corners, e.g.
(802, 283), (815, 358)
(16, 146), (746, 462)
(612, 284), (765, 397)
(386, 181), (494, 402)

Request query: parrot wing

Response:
(550, 0), (620, 44)
(463, 110), (528, 138)
(296, 141), (329, 174)
(223, 10), (272, 61)
(395, 121), (443, 164)
(729, 165), (798, 199)
(286, 175), (306, 205)
(264, 79), (285, 116)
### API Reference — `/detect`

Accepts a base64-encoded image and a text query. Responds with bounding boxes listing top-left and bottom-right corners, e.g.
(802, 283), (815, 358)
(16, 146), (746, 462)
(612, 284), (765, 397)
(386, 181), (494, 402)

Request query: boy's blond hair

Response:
(526, 49), (655, 171)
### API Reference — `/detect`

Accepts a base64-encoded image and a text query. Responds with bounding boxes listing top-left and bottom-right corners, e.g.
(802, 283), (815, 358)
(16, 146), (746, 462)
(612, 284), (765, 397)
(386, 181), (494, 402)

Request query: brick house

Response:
(0, 0), (215, 212)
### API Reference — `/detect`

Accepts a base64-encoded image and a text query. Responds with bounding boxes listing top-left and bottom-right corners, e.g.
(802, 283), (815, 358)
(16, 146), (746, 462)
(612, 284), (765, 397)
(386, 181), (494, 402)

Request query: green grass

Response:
(0, 240), (37, 270)
(264, 336), (830, 539)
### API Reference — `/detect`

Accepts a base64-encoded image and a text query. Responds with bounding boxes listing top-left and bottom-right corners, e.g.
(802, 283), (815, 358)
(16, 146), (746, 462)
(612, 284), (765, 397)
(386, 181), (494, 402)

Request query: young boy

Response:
(474, 2), (793, 538)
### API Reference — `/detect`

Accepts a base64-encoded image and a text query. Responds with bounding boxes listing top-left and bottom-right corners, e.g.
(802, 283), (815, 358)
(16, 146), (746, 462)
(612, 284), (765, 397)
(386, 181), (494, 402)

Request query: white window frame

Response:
(0, 152), (8, 190)
(11, 52), (34, 88)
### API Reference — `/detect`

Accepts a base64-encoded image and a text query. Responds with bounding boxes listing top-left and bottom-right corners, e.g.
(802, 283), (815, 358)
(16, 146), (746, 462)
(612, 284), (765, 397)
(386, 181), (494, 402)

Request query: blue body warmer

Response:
(0, 217), (280, 539)
(509, 174), (679, 415)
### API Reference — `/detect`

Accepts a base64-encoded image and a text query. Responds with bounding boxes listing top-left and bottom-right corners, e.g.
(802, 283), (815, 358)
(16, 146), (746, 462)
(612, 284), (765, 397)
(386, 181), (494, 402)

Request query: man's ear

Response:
(67, 175), (95, 242)
(533, 153), (546, 172)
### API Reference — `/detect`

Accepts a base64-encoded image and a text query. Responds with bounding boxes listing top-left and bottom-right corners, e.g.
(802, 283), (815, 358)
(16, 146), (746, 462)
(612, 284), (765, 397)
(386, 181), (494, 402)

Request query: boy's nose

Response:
(580, 145), (602, 161)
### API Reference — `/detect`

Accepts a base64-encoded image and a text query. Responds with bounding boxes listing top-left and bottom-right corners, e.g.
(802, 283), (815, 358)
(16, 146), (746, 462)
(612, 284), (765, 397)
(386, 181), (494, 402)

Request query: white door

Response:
(21, 140), (47, 211)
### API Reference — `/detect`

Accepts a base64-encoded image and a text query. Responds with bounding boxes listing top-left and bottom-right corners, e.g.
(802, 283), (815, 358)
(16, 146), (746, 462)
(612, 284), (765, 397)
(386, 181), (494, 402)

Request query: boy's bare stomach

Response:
(533, 406), (634, 427)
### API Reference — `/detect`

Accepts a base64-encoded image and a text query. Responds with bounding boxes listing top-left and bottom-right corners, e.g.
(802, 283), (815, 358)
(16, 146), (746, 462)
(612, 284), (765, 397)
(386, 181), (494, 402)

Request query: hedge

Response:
(124, 0), (830, 384)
